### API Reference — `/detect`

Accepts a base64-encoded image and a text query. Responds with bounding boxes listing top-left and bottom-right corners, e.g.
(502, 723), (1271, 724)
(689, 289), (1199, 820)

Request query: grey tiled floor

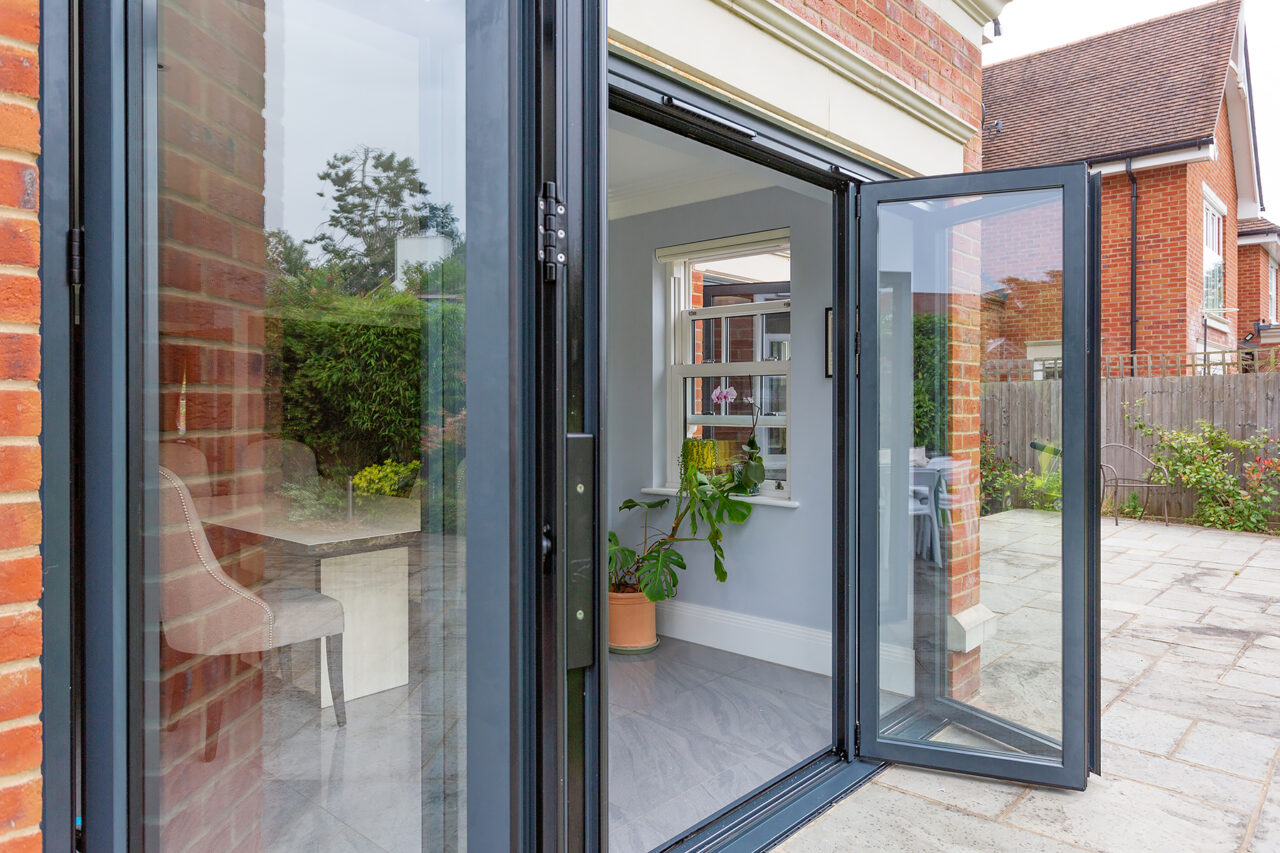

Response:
(252, 531), (466, 853)
(777, 517), (1280, 853)
(609, 637), (832, 852)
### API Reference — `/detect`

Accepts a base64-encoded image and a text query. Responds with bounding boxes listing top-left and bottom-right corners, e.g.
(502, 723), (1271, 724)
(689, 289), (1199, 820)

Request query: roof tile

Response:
(982, 0), (1241, 171)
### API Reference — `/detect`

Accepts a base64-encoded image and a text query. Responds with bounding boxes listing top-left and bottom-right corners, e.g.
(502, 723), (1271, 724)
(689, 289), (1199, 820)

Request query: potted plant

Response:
(606, 431), (759, 653)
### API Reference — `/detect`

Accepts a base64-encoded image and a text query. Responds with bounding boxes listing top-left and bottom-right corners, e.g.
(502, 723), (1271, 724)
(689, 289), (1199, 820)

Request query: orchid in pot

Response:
(606, 383), (763, 652)
(710, 383), (767, 496)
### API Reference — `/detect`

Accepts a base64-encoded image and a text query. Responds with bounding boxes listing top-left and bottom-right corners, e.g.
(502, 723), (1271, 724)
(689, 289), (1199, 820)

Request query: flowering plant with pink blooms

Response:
(711, 384), (766, 493)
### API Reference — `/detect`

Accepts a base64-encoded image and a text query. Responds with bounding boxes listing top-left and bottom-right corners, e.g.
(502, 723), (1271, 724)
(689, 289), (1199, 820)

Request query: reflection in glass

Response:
(875, 190), (1065, 759)
(144, 1), (466, 849)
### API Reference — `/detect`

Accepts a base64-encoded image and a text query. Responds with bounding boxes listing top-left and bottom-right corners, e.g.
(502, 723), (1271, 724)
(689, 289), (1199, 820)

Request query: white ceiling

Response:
(608, 112), (820, 219)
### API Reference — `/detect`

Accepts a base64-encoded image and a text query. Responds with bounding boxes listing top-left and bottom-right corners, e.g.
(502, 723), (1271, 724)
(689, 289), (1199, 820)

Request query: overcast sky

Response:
(982, 0), (1279, 215)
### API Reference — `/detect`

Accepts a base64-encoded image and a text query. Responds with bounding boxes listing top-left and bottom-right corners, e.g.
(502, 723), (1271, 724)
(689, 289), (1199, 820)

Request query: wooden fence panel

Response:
(981, 373), (1280, 519)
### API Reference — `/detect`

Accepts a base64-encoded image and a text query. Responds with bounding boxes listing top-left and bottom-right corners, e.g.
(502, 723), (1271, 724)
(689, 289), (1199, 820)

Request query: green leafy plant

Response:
(353, 459), (421, 497)
(1118, 491), (1146, 519)
(980, 431), (1018, 515)
(913, 312), (949, 453)
(1125, 401), (1280, 532)
(607, 461), (754, 602)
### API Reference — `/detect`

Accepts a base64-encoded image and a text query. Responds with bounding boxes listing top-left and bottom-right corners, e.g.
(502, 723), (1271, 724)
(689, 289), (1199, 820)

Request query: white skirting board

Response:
(654, 599), (917, 697)
(656, 599), (831, 676)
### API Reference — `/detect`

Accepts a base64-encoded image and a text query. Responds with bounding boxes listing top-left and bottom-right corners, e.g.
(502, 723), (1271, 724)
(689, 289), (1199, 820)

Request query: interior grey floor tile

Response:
(727, 656), (832, 706)
(607, 637), (830, 848)
(607, 706), (744, 808)
(260, 778), (387, 853)
(608, 653), (727, 714)
(638, 671), (829, 758)
(638, 635), (755, 675)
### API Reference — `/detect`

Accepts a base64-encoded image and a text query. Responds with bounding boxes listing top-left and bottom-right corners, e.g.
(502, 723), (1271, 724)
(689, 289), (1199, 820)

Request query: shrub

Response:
(1126, 403), (1280, 533)
(913, 313), (949, 454)
(353, 459), (421, 497)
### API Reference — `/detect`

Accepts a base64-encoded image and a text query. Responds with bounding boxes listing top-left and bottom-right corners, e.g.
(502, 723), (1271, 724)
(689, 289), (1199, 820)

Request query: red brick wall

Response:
(1098, 165), (1194, 357)
(1238, 243), (1276, 328)
(777, 0), (983, 131)
(1187, 102), (1238, 351)
(0, 0), (43, 848)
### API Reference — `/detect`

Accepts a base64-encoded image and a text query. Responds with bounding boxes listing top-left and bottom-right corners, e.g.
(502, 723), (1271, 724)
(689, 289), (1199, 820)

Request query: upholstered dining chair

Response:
(157, 466), (347, 760)
(238, 437), (319, 493)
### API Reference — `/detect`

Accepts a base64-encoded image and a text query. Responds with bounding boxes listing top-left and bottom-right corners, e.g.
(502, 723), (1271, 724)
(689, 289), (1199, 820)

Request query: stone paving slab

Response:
(778, 518), (1280, 853)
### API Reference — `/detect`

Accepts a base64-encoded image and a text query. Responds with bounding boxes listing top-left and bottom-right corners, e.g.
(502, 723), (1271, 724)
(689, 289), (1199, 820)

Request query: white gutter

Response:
(1239, 232), (1280, 262)
(1090, 143), (1217, 176)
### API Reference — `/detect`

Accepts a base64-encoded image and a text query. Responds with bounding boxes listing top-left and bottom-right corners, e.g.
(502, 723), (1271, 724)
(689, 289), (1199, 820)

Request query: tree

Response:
(308, 145), (459, 294)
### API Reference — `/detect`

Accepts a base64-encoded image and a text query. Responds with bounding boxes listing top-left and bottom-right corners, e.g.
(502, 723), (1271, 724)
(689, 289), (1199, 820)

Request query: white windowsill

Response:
(640, 486), (799, 509)
(1204, 314), (1231, 333)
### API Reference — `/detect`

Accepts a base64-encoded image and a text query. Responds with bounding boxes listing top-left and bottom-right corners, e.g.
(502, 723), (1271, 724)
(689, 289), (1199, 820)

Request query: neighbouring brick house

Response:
(1238, 215), (1280, 347)
(982, 0), (1268, 368)
(3, 0), (1121, 848)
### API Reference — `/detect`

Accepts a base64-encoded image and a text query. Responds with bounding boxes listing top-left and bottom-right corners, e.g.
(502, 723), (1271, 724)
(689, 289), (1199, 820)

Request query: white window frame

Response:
(1025, 340), (1063, 381)
(654, 230), (792, 499)
(1202, 189), (1226, 318)
(1269, 258), (1277, 323)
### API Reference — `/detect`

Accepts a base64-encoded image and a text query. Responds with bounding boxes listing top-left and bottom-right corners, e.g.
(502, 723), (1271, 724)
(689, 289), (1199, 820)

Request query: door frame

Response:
(599, 51), (893, 853)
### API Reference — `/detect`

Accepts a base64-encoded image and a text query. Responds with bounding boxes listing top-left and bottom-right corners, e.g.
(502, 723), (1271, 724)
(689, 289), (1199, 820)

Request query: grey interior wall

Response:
(607, 185), (834, 631)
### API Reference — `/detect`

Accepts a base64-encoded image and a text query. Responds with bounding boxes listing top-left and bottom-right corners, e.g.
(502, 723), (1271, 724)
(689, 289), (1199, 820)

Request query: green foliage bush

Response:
(979, 431), (1063, 515)
(913, 313), (949, 454)
(1126, 402), (1280, 533)
(353, 459), (421, 497)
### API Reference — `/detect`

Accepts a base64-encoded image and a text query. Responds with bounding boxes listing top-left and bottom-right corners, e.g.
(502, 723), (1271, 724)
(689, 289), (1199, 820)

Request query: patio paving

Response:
(776, 517), (1280, 853)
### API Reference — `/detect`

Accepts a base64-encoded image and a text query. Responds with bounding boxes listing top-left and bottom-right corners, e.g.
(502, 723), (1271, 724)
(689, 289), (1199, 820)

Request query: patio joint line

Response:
(993, 786), (1030, 822)
(1237, 740), (1280, 853)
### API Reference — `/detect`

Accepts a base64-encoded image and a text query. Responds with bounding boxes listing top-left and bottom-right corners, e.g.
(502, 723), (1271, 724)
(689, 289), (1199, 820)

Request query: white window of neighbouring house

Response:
(657, 231), (792, 498)
(1203, 197), (1226, 316)
(1026, 340), (1064, 380)
(1270, 259), (1278, 322)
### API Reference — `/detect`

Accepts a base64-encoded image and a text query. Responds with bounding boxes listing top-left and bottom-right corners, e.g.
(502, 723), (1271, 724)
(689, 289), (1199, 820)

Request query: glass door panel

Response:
(856, 166), (1098, 789)
(141, 1), (469, 848)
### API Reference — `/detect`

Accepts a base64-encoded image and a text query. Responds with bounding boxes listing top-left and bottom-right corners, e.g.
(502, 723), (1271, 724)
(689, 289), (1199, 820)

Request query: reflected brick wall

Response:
(153, 0), (270, 849)
(945, 218), (982, 700)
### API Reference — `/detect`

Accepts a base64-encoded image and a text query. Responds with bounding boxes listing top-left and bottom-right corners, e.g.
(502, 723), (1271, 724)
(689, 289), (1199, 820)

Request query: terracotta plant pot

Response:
(608, 591), (659, 654)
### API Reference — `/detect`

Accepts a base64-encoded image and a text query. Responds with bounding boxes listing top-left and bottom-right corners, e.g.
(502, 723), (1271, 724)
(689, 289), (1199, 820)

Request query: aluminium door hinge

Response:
(853, 308), (861, 378)
(537, 182), (566, 284)
(68, 227), (84, 325)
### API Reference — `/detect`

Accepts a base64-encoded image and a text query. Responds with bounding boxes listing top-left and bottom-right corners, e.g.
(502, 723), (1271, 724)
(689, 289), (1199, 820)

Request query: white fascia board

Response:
(950, 0), (1011, 27)
(919, 0), (1009, 40)
(1090, 144), (1216, 176)
(1228, 22), (1263, 218)
(608, 0), (975, 176)
(1238, 233), (1280, 262)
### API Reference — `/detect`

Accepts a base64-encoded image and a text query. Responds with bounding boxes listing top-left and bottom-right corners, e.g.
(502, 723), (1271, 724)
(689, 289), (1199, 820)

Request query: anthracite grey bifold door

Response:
(89, 0), (599, 849)
(855, 164), (1101, 789)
